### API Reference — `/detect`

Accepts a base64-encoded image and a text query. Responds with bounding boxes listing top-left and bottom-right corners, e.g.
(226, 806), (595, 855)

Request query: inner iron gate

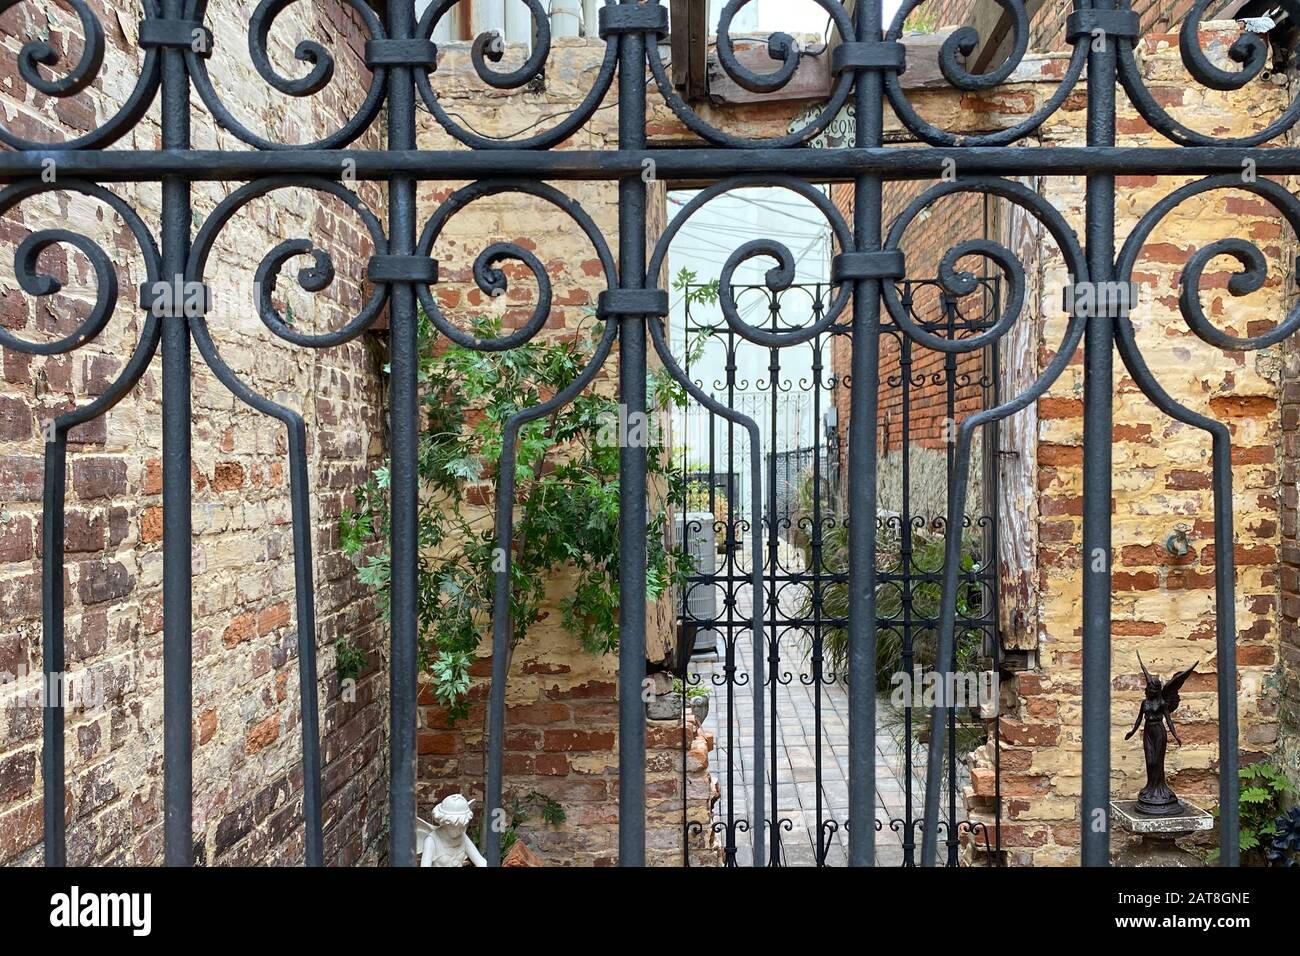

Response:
(4, 0), (1284, 866)
(673, 279), (1003, 866)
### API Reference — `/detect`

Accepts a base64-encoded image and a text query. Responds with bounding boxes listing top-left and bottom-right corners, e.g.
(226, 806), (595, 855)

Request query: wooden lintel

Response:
(969, 0), (1048, 76)
(706, 31), (966, 106)
(670, 0), (709, 102)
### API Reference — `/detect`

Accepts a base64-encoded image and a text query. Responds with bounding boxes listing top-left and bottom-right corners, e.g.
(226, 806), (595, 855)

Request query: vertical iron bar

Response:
(679, 325), (691, 868)
(160, 0), (193, 867)
(811, 314), (826, 865)
(944, 295), (959, 867)
(987, 278), (1004, 864)
(725, 358), (739, 866)
(847, 0), (882, 868)
(1081, 0), (1118, 869)
(616, 1), (647, 866)
(386, 0), (419, 868)
(766, 327), (780, 865)
(41, 437), (67, 865)
(286, 421), (324, 865)
(900, 289), (916, 866)
(1211, 436), (1240, 866)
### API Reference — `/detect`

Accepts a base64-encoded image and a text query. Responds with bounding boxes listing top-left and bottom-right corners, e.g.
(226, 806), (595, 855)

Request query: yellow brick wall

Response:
(980, 24), (1294, 863)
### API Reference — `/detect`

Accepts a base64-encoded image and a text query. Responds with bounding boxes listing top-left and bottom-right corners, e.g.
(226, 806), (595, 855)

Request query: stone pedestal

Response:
(1110, 800), (1213, 867)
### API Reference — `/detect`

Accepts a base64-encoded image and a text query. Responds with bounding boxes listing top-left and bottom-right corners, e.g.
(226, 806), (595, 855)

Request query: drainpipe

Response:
(551, 0), (582, 37)
(580, 0), (601, 37)
(507, 0), (535, 50)
(475, 0), (507, 38)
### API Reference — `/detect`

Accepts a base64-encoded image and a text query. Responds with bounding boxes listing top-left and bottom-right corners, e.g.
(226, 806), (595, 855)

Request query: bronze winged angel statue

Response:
(1125, 654), (1198, 815)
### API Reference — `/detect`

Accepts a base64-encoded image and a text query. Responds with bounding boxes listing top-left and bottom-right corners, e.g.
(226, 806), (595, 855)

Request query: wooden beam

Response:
(706, 40), (832, 105)
(705, 30), (964, 105)
(968, 0), (1048, 76)
(670, 0), (709, 102)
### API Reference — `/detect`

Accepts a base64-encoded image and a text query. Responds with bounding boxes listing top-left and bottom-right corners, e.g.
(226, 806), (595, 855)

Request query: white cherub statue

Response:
(416, 794), (487, 868)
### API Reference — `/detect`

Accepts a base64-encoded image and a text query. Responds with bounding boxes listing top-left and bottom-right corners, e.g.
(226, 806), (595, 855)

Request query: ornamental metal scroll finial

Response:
(1125, 654), (1199, 816)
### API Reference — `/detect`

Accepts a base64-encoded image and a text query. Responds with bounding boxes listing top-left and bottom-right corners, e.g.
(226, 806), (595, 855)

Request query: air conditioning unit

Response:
(675, 512), (720, 655)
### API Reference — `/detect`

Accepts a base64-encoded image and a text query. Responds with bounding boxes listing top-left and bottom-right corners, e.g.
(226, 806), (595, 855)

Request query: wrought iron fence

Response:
(674, 280), (1002, 866)
(0, 0), (1280, 866)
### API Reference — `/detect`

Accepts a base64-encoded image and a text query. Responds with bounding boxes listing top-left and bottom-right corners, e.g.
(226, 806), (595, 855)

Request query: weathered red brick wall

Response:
(0, 1), (389, 865)
(1277, 159), (1300, 792)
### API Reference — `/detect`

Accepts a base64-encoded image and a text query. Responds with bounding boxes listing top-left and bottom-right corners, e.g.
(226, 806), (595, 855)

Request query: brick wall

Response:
(0, 1), (389, 866)
(985, 24), (1288, 862)
(1003, 23), (1292, 863)
(1276, 150), (1300, 794)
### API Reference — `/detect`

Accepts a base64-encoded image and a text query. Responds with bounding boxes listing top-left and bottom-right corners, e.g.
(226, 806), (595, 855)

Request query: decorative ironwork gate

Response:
(674, 279), (1003, 866)
(4, 0), (1278, 867)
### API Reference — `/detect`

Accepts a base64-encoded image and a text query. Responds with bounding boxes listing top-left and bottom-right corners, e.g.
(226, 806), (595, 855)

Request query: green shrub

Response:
(340, 312), (692, 722)
(335, 637), (367, 683)
(1212, 761), (1296, 863)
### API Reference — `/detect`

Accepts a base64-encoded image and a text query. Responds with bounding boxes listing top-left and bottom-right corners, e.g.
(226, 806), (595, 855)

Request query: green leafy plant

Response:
(335, 637), (367, 683)
(671, 677), (709, 701)
(468, 789), (565, 856)
(1211, 761), (1297, 862)
(674, 268), (720, 315)
(340, 311), (692, 722)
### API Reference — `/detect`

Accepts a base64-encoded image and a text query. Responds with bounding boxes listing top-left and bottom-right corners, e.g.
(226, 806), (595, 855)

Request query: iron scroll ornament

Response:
(183, 0), (391, 150)
(0, 0), (164, 151)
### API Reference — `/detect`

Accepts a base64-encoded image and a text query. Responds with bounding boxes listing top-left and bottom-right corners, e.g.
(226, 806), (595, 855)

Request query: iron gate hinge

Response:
(139, 19), (213, 58)
(368, 255), (439, 284)
(365, 39), (438, 70)
(599, 4), (669, 39)
(832, 250), (906, 282)
(832, 41), (906, 76)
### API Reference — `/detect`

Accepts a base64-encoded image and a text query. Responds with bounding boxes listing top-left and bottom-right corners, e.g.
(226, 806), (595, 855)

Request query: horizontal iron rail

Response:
(1, 147), (1298, 182)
